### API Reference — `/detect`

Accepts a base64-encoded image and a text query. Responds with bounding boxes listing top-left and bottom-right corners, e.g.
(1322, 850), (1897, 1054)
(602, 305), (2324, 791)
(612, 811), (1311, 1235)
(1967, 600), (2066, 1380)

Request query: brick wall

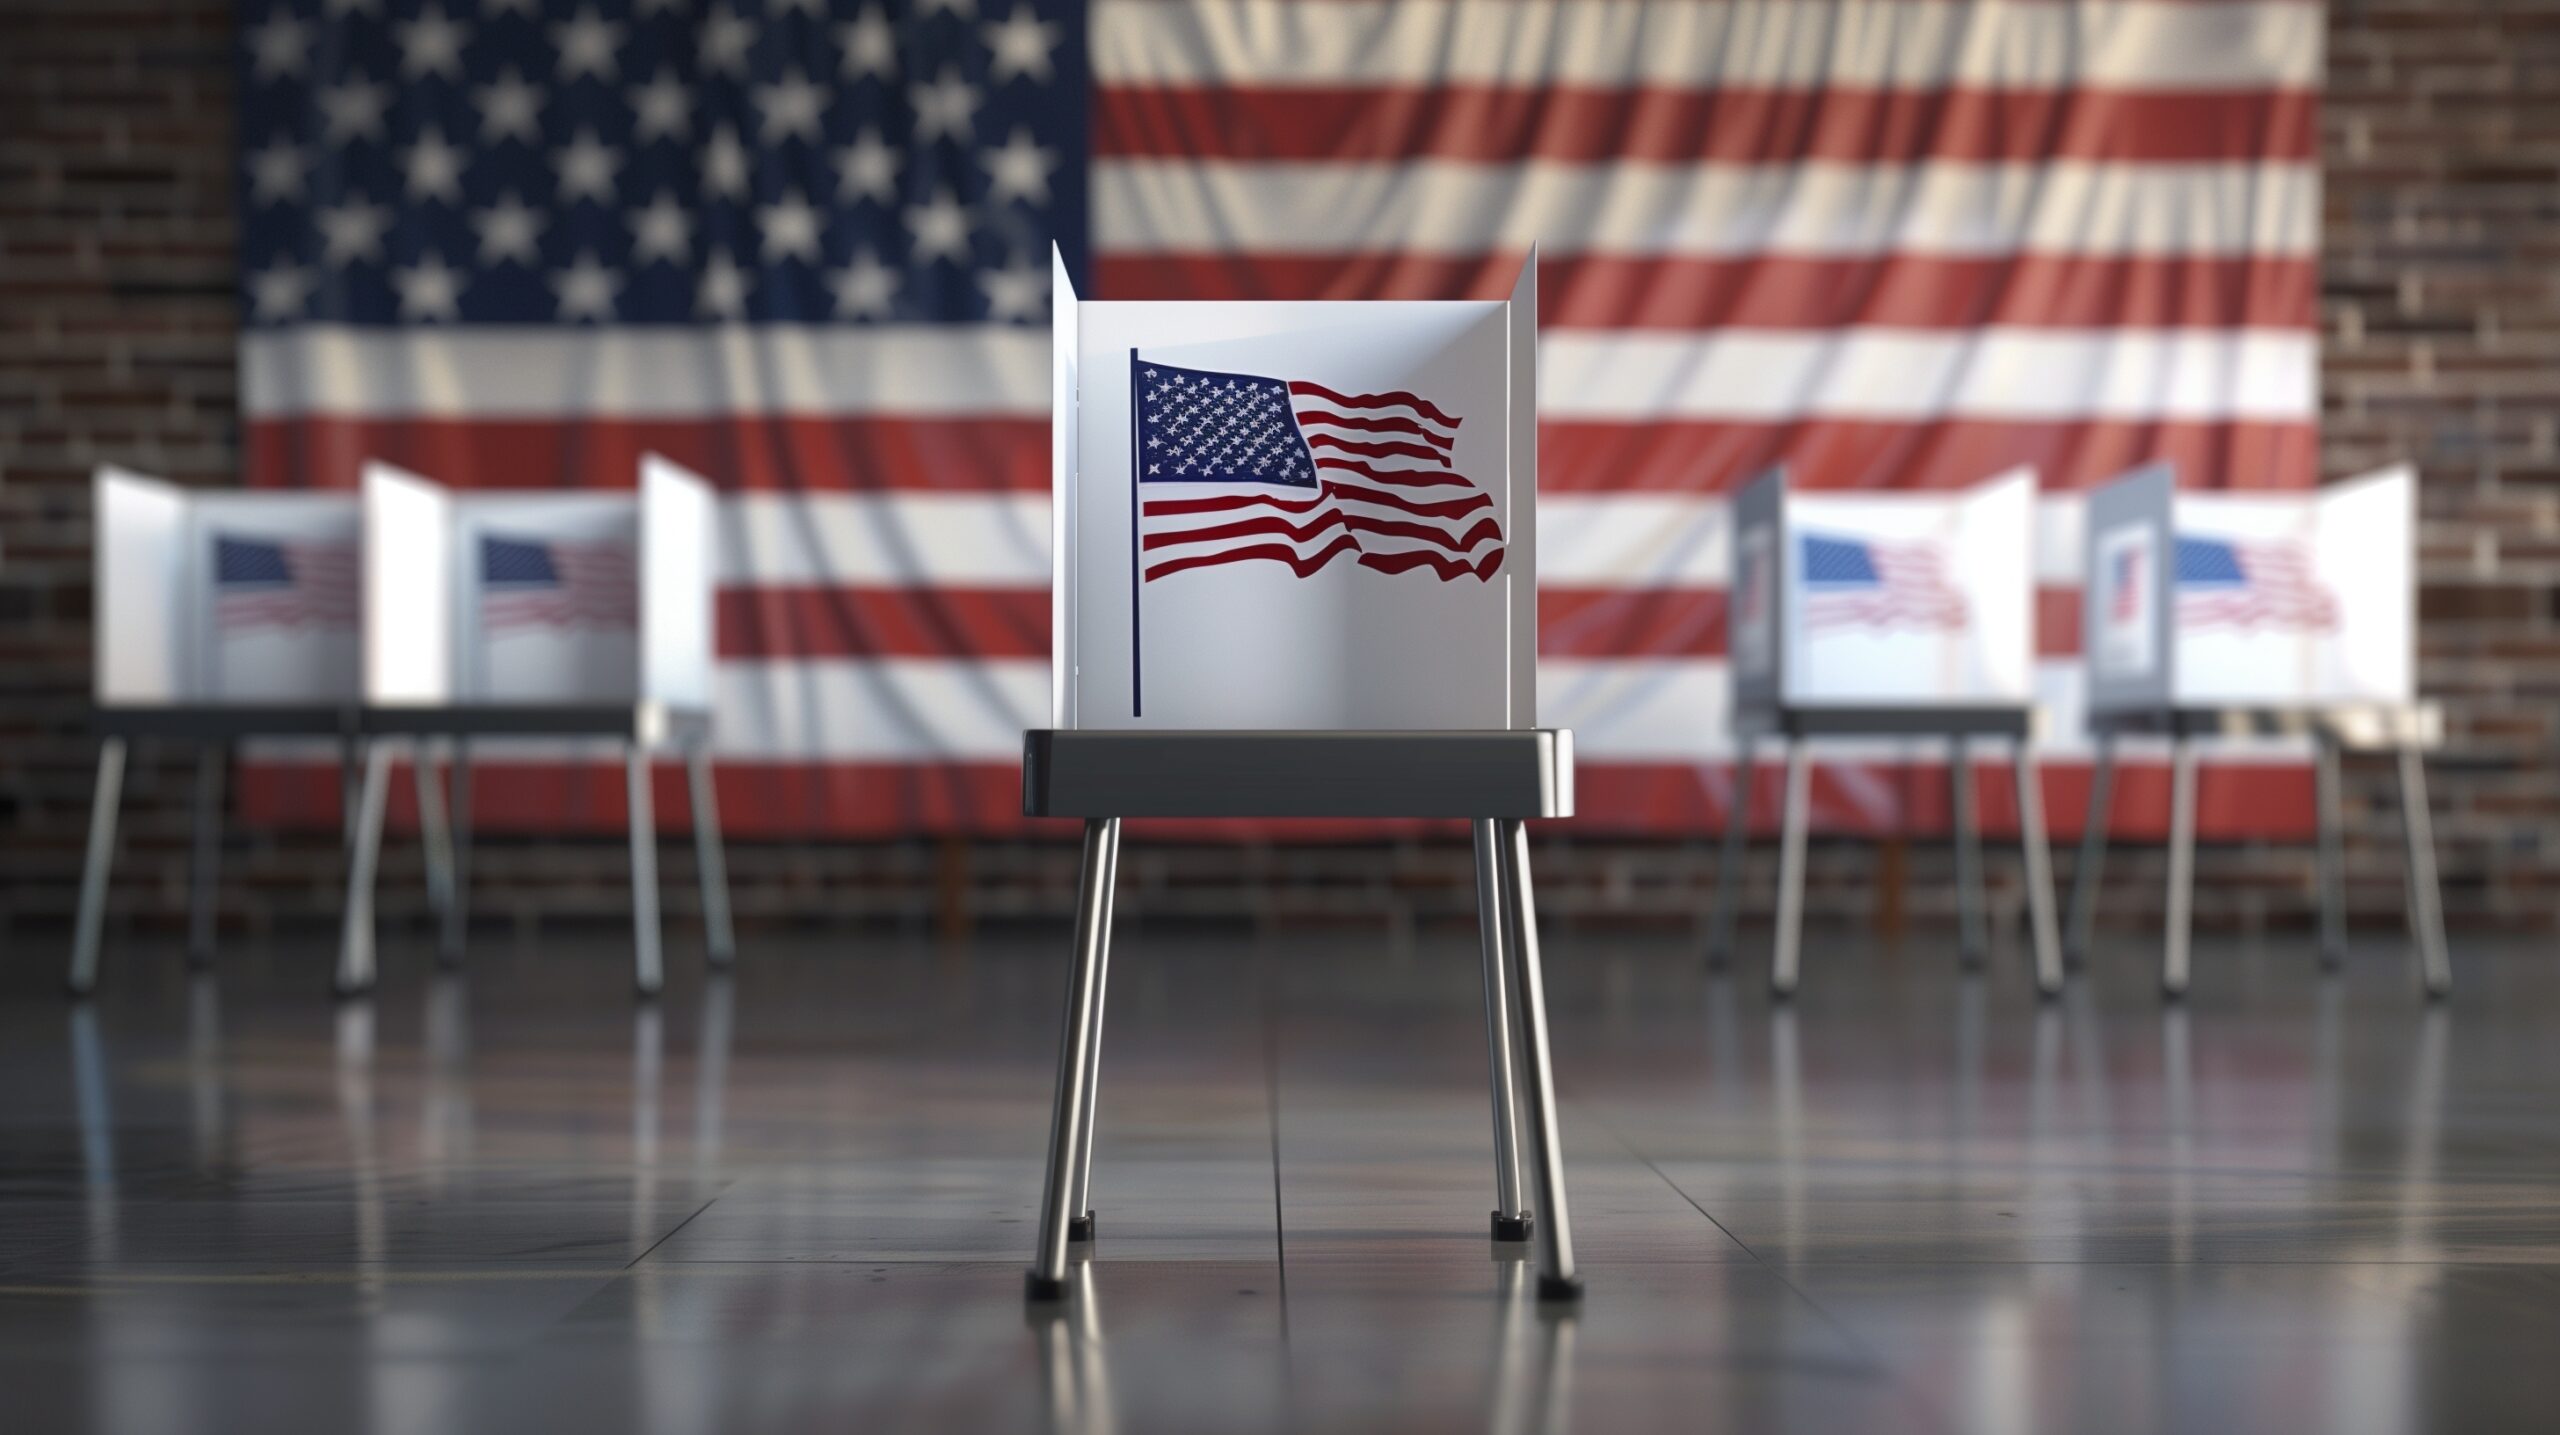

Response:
(3, 0), (2554, 948)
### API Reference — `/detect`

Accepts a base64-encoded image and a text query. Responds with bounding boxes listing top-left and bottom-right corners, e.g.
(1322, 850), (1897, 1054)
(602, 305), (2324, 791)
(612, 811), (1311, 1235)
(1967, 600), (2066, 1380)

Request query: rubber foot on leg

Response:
(1068, 1212), (1096, 1243)
(1024, 1269), (1069, 1302)
(1537, 1274), (1585, 1303)
(1490, 1211), (1533, 1243)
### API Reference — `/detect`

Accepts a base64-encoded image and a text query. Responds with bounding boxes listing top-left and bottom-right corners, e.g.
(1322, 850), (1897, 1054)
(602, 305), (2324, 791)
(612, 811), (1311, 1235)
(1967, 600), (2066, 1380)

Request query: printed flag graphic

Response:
(1798, 533), (1968, 633)
(480, 535), (639, 633)
(2176, 537), (2338, 632)
(214, 535), (359, 631)
(1133, 357), (1503, 585)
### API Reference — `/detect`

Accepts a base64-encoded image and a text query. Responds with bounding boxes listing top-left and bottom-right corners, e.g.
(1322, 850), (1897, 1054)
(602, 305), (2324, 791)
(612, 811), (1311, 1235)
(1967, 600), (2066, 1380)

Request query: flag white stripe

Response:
(241, 325), (1052, 420)
(247, 328), (2313, 423)
(1091, 0), (2324, 92)
(710, 494), (2126, 588)
(1547, 329), (2313, 421)
(1094, 160), (2318, 258)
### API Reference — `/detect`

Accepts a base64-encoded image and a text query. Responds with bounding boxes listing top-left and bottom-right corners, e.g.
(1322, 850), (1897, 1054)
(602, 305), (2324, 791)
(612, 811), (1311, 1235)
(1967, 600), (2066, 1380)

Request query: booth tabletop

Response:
(93, 704), (360, 738)
(1022, 730), (1574, 820)
(1737, 705), (2037, 740)
(359, 703), (714, 744)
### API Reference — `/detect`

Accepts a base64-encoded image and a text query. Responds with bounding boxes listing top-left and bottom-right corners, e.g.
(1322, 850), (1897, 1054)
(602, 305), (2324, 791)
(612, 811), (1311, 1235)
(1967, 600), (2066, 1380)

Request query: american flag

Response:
(479, 533), (639, 631)
(2110, 544), (2146, 623)
(1798, 533), (1968, 632)
(1135, 359), (1502, 584)
(214, 534), (361, 630)
(2176, 535), (2338, 632)
(239, 1), (2320, 839)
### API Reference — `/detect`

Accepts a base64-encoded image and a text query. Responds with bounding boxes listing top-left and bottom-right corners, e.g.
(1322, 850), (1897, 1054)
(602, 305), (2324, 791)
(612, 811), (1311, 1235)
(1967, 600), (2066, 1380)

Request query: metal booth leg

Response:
(1705, 740), (1753, 969)
(2162, 735), (2199, 1001)
(1952, 736), (1986, 968)
(415, 740), (456, 936)
(1030, 817), (1122, 1300)
(686, 739), (737, 968)
(68, 738), (129, 997)
(2396, 744), (2452, 1001)
(336, 741), (394, 998)
(1065, 817), (1123, 1244)
(1495, 819), (1580, 1300)
(2014, 741), (2064, 999)
(188, 741), (225, 968)
(1769, 737), (1812, 1000)
(627, 744), (665, 999)
(2315, 731), (2347, 971)
(441, 739), (472, 965)
(1472, 819), (1531, 1242)
(2066, 734), (2116, 967)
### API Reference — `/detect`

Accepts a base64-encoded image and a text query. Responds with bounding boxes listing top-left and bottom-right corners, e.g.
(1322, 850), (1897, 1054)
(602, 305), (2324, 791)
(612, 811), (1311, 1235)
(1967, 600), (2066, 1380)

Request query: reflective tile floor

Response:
(3, 923), (2557, 1433)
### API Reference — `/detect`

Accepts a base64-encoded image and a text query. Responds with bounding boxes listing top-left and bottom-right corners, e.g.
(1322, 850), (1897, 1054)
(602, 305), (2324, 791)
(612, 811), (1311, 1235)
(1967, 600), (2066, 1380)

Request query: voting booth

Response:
(71, 466), (380, 994)
(1713, 466), (2062, 999)
(335, 456), (732, 998)
(1022, 250), (1582, 1303)
(2072, 462), (2446, 998)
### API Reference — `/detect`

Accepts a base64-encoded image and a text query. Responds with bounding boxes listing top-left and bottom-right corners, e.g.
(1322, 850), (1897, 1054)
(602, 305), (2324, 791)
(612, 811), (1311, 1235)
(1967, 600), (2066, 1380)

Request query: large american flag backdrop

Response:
(237, 0), (2320, 840)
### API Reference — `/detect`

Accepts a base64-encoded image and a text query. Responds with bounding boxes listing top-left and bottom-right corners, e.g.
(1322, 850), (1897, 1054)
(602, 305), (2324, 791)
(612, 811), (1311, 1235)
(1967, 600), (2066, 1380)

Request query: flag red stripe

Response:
(1539, 587), (1730, 659)
(1305, 433), (1451, 465)
(244, 414), (1050, 492)
(237, 758), (2318, 841)
(1095, 253), (2320, 331)
(711, 585), (2096, 661)
(1147, 533), (1363, 581)
(717, 586), (1051, 660)
(1543, 417), (2318, 492)
(1293, 409), (1457, 448)
(247, 416), (2315, 495)
(1093, 85), (2319, 166)
(1143, 481), (1493, 520)
(1145, 508), (1503, 555)
(1314, 456), (1478, 489)
(1360, 545), (1504, 581)
(1286, 381), (1460, 428)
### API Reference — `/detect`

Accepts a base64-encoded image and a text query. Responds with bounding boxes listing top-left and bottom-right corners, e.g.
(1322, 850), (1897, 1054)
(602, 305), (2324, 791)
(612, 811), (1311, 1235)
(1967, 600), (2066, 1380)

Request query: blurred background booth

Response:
(335, 454), (732, 998)
(71, 465), (381, 994)
(1713, 465), (2062, 1000)
(2073, 462), (2446, 999)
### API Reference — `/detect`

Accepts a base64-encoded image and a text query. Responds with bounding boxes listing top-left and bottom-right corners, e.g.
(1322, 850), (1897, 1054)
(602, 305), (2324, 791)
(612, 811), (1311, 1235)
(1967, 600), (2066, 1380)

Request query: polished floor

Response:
(3, 922), (2557, 1434)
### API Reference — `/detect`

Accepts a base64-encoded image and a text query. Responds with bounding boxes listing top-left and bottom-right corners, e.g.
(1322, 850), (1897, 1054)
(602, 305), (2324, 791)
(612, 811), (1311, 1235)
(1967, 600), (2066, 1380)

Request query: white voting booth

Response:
(338, 456), (732, 998)
(2073, 462), (2446, 998)
(72, 466), (375, 994)
(1022, 250), (1583, 1303)
(1713, 466), (2063, 999)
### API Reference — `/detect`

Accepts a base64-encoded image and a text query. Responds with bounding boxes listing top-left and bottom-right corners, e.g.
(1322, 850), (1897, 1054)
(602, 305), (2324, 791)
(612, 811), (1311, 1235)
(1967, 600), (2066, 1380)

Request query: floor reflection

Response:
(3, 934), (2553, 1435)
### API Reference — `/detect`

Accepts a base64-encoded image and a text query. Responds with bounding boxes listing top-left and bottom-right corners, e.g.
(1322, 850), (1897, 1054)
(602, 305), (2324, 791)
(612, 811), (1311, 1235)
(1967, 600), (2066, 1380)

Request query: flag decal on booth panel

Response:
(1132, 356), (1503, 585)
(479, 536), (639, 633)
(238, 0), (2319, 839)
(2176, 537), (2339, 632)
(214, 536), (359, 632)
(1798, 534), (1968, 633)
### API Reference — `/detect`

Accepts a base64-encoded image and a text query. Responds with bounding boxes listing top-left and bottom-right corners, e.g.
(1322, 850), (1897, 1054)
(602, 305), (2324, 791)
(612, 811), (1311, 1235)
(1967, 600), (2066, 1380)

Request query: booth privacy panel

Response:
(2084, 462), (2415, 710)
(363, 460), (456, 706)
(2082, 463), (2177, 714)
(1053, 263), (1536, 731)
(1780, 467), (2037, 708)
(639, 454), (716, 713)
(95, 466), (362, 707)
(93, 467), (191, 705)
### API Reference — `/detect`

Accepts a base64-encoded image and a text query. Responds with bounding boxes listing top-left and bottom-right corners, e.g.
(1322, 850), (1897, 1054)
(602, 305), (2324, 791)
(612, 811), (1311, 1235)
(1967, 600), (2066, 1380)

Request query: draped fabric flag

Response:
(237, 0), (2319, 838)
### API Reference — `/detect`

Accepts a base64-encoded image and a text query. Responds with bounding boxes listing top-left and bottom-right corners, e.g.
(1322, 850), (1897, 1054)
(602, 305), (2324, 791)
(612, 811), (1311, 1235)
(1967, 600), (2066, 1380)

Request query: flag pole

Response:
(1129, 349), (1142, 718)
